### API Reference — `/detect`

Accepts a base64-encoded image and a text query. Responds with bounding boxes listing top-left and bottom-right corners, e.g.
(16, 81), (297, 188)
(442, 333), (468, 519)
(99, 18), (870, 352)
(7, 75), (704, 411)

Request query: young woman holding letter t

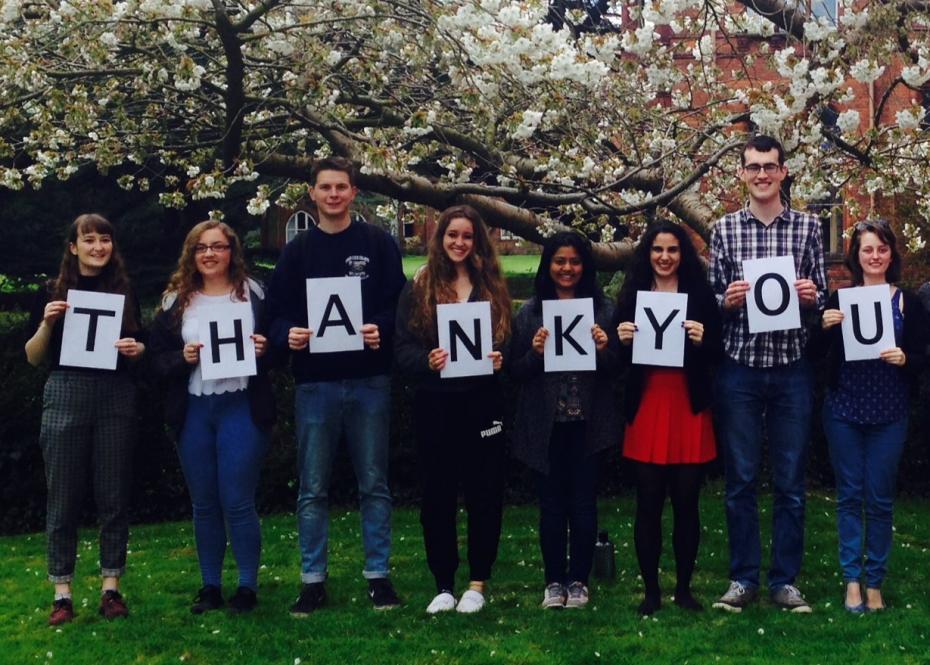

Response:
(26, 213), (144, 625)
(615, 221), (722, 615)
(818, 219), (928, 613)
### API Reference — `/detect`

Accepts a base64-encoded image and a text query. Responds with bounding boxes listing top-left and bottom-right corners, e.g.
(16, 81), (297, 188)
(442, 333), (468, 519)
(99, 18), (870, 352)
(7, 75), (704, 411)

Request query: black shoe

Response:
(191, 585), (224, 614)
(290, 583), (326, 617)
(368, 578), (401, 610)
(228, 586), (257, 614)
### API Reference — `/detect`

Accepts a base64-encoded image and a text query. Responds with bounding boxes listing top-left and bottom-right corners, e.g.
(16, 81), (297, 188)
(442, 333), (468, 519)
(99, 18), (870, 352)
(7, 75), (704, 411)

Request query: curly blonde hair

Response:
(161, 220), (249, 323)
(408, 205), (511, 345)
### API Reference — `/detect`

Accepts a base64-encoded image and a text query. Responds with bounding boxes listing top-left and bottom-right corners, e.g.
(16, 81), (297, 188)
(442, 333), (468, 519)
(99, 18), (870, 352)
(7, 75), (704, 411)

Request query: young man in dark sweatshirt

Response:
(267, 157), (406, 614)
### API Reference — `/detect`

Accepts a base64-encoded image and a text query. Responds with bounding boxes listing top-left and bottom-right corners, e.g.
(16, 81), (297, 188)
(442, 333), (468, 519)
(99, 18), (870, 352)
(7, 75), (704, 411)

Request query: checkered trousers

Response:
(39, 370), (136, 582)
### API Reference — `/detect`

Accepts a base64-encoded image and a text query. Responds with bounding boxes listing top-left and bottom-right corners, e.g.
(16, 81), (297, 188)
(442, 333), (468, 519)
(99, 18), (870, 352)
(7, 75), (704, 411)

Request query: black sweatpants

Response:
(415, 385), (505, 592)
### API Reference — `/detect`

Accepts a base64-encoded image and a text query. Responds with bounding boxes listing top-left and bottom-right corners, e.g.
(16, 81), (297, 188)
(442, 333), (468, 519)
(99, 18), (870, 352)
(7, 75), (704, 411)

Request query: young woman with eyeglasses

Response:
(818, 219), (928, 613)
(25, 213), (144, 625)
(149, 220), (276, 614)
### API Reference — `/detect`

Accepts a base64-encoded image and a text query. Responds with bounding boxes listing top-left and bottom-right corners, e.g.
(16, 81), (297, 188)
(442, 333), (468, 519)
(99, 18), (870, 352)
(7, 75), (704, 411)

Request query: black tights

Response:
(633, 462), (704, 598)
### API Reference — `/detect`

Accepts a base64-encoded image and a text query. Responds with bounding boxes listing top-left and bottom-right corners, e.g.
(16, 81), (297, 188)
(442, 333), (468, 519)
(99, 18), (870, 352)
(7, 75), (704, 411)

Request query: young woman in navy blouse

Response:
(819, 220), (928, 613)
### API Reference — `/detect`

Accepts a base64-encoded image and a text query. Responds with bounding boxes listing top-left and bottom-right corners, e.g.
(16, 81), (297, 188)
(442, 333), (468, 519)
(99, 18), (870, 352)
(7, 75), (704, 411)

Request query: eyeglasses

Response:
(194, 243), (231, 254)
(741, 163), (782, 175)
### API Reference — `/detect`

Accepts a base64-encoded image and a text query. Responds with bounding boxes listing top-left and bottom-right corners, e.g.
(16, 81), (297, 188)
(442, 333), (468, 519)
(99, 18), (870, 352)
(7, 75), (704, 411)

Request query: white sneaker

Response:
(455, 589), (486, 613)
(426, 592), (456, 614)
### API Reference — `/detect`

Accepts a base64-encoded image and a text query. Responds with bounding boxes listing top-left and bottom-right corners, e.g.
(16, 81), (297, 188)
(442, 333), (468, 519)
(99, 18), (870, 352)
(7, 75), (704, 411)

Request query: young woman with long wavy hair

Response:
(149, 220), (275, 614)
(395, 204), (511, 614)
(615, 220), (723, 615)
(26, 213), (144, 625)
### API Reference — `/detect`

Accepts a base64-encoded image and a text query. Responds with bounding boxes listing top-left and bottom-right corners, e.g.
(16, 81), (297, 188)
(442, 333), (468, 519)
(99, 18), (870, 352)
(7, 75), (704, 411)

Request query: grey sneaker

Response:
(711, 581), (757, 613)
(541, 582), (566, 609)
(771, 584), (812, 613)
(565, 581), (589, 609)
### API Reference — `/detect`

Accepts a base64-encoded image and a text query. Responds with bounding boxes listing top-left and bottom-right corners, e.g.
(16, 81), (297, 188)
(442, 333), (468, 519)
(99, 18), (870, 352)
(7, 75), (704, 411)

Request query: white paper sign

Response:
(59, 289), (125, 370)
(437, 301), (493, 379)
(743, 256), (801, 334)
(197, 302), (257, 381)
(838, 285), (896, 361)
(632, 291), (687, 367)
(307, 277), (364, 353)
(542, 298), (596, 372)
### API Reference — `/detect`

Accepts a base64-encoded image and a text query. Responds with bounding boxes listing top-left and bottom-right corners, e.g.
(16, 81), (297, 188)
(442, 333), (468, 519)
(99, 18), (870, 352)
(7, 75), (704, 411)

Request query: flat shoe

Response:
(844, 602), (866, 614)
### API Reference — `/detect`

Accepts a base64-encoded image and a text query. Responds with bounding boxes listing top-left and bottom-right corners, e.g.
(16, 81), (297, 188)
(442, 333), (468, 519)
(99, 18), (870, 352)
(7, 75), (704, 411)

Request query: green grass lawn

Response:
(5, 487), (930, 664)
(402, 254), (540, 278)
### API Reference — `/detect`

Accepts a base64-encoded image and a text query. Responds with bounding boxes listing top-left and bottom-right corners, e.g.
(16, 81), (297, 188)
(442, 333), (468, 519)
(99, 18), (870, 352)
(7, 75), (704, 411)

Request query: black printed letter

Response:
(316, 295), (356, 337)
(554, 314), (586, 356)
(449, 319), (482, 362)
(72, 307), (117, 352)
(850, 302), (883, 345)
(644, 308), (679, 350)
(209, 319), (245, 363)
(754, 273), (790, 316)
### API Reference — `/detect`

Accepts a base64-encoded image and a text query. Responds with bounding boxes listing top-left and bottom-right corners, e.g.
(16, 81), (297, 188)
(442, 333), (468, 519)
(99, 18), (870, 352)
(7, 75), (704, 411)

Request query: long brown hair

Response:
(52, 213), (138, 332)
(161, 220), (249, 321)
(409, 205), (511, 345)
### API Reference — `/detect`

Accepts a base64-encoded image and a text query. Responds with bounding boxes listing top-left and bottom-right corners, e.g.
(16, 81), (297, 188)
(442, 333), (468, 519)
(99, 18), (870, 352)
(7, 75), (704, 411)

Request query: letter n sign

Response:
(542, 298), (596, 372)
(306, 277), (364, 353)
(436, 301), (493, 378)
(59, 289), (125, 370)
(198, 302), (257, 380)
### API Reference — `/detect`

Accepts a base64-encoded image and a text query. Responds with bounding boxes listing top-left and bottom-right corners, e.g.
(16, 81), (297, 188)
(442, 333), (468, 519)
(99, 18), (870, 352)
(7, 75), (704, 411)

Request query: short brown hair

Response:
(310, 156), (357, 187)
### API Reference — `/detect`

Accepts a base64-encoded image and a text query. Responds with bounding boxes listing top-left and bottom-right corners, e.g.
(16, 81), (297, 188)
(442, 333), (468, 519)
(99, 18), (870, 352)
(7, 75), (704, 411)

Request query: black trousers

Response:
(415, 386), (505, 592)
(537, 421), (598, 586)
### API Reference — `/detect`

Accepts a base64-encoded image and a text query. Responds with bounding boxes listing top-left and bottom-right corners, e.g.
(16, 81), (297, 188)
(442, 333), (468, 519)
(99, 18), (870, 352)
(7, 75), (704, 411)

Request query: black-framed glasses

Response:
(741, 163), (782, 175)
(194, 243), (231, 254)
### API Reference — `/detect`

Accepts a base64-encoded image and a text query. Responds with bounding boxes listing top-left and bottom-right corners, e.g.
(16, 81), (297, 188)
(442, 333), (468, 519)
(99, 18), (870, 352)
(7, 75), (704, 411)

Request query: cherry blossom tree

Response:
(1, 0), (929, 267)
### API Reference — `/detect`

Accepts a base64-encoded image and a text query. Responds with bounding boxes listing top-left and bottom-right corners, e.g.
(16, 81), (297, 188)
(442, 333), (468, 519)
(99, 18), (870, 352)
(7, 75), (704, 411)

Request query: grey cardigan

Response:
(509, 298), (622, 474)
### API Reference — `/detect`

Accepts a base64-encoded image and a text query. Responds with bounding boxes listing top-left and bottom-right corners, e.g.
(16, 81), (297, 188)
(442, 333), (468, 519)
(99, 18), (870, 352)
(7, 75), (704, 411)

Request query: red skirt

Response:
(622, 368), (716, 464)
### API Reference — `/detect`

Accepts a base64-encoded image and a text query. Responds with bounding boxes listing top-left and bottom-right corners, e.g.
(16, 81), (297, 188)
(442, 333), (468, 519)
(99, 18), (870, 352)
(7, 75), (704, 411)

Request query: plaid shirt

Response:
(709, 207), (827, 367)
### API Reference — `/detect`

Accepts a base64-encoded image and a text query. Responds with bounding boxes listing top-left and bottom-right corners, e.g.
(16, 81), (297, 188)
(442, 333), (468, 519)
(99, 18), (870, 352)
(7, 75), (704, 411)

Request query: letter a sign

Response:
(306, 277), (364, 353)
(436, 301), (493, 379)
(60, 289), (125, 370)
(632, 291), (687, 367)
(198, 302), (257, 380)
(542, 298), (595, 372)
(838, 285), (895, 361)
(743, 256), (801, 334)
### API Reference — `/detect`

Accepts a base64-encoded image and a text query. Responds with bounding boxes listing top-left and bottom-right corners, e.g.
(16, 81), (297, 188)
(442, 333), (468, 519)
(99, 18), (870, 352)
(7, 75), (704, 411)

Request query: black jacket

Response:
(615, 284), (724, 423)
(510, 297), (621, 474)
(148, 280), (277, 437)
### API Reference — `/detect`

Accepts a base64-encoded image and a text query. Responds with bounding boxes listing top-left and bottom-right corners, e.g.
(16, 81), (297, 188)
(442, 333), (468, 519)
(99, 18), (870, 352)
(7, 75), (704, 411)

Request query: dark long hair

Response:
(408, 204), (511, 345)
(616, 220), (707, 312)
(532, 231), (604, 313)
(845, 219), (901, 285)
(51, 213), (138, 332)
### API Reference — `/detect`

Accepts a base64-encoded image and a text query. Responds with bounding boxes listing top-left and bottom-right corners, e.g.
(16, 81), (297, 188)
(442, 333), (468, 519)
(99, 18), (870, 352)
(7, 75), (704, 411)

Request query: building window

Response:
(285, 210), (315, 244)
(809, 199), (844, 258)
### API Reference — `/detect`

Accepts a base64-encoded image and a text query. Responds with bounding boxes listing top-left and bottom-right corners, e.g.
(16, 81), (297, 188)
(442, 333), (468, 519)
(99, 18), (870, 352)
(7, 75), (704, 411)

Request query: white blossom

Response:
(836, 110), (860, 135)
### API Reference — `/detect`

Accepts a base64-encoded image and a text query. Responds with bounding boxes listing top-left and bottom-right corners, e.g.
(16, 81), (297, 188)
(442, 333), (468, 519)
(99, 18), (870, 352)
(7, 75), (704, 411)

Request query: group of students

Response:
(27, 137), (929, 626)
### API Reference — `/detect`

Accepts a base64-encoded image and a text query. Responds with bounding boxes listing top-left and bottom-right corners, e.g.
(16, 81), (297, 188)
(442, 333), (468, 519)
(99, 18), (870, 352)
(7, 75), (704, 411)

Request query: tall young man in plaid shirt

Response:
(709, 135), (827, 613)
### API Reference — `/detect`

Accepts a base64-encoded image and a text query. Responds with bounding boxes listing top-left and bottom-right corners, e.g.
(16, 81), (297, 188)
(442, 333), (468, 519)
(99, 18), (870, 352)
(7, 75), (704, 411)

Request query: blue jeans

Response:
(823, 404), (907, 588)
(178, 391), (267, 590)
(715, 358), (812, 591)
(295, 375), (392, 583)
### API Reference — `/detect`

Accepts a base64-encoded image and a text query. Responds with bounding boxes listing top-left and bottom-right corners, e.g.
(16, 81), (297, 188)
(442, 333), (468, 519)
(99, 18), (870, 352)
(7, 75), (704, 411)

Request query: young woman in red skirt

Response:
(615, 220), (723, 615)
